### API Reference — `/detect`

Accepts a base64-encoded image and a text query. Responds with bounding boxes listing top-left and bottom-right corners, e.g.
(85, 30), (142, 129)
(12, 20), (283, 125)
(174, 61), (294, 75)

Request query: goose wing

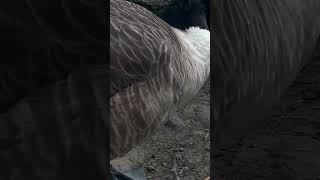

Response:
(110, 0), (182, 159)
(110, 0), (181, 96)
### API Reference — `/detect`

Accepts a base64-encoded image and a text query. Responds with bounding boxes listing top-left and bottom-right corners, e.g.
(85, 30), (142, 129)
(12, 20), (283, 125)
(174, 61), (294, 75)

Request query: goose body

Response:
(110, 0), (210, 160)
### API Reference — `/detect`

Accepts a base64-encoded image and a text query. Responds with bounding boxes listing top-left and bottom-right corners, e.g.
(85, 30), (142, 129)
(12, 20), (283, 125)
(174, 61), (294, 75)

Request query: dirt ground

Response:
(111, 80), (211, 180)
(214, 54), (320, 180)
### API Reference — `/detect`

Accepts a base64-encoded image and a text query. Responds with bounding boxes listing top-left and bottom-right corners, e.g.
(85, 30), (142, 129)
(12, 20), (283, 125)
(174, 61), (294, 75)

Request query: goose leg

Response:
(165, 112), (185, 130)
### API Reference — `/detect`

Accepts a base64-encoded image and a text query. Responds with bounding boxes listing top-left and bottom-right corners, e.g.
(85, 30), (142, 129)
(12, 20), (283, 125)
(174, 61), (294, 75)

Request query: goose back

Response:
(110, 0), (182, 96)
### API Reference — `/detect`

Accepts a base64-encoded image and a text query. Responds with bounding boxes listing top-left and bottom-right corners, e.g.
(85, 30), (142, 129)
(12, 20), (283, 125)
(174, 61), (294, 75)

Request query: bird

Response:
(110, 0), (210, 178)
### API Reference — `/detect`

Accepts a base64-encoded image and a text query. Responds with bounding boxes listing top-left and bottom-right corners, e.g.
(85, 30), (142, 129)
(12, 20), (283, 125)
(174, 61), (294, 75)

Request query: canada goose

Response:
(110, 0), (210, 176)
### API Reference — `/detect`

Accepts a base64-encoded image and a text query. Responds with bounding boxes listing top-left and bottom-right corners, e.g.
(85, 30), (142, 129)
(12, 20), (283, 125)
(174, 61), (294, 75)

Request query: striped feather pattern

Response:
(110, 0), (210, 159)
(110, 0), (182, 96)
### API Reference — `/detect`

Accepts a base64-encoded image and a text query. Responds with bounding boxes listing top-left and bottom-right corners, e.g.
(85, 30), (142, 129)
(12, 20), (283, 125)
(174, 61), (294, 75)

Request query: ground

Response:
(214, 54), (320, 180)
(111, 80), (211, 180)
